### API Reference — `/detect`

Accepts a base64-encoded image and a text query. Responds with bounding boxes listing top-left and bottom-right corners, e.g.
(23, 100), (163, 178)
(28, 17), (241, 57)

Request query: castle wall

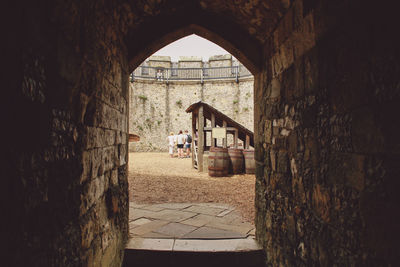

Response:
(129, 77), (254, 152)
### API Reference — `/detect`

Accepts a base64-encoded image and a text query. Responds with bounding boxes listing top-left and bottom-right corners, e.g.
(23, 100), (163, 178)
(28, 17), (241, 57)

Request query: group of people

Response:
(167, 130), (192, 158)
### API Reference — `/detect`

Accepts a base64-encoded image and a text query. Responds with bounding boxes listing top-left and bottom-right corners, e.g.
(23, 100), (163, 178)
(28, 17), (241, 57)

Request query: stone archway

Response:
(4, 0), (400, 266)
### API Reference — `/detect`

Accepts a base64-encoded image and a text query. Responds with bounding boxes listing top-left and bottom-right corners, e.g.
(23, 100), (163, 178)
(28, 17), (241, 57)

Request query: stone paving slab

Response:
(146, 209), (198, 222)
(173, 238), (260, 252)
(126, 238), (174, 251)
(182, 205), (228, 216)
(129, 202), (255, 240)
(130, 220), (170, 236)
(126, 237), (261, 252)
(206, 221), (254, 235)
(129, 209), (160, 221)
(217, 208), (235, 217)
(154, 222), (197, 238)
(152, 203), (193, 210)
(130, 218), (152, 226)
(129, 203), (148, 209)
(140, 205), (166, 212)
(182, 226), (246, 239)
(141, 231), (173, 239)
(194, 203), (235, 210)
(248, 228), (256, 236)
(180, 214), (216, 227)
(218, 211), (247, 224)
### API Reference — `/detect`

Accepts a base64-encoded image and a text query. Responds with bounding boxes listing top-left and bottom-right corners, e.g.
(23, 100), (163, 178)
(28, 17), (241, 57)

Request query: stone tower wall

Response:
(129, 76), (254, 152)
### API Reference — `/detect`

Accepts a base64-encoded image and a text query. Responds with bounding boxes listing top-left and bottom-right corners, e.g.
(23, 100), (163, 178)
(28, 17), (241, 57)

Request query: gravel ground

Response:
(128, 152), (255, 223)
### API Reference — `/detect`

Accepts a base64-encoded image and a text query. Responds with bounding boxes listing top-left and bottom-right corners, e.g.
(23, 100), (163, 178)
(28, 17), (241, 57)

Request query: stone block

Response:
(275, 7), (294, 47)
(146, 209), (198, 222)
(110, 169), (118, 186)
(352, 108), (385, 153)
(126, 237), (174, 251)
(265, 120), (273, 144)
(183, 205), (227, 216)
(303, 48), (319, 94)
(312, 184), (331, 222)
(130, 220), (170, 236)
(269, 149), (277, 171)
(130, 218), (152, 226)
(118, 144), (127, 166)
(205, 221), (254, 236)
(270, 77), (282, 100)
(327, 153), (365, 191)
(183, 226), (245, 239)
(154, 222), (197, 238)
(277, 151), (289, 173)
(81, 218), (96, 249)
(181, 214), (217, 227)
(152, 203), (193, 210)
(272, 126), (280, 136)
(80, 150), (92, 183)
(173, 238), (260, 252)
(293, 13), (316, 59)
(288, 131), (298, 155)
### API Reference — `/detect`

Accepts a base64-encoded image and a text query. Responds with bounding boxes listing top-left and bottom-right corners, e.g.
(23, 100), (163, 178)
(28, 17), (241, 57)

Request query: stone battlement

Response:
(145, 54), (237, 68)
(132, 54), (252, 82)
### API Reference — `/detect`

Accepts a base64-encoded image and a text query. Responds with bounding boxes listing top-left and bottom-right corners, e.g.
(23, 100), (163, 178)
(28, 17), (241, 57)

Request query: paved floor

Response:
(129, 202), (255, 239)
(128, 202), (259, 252)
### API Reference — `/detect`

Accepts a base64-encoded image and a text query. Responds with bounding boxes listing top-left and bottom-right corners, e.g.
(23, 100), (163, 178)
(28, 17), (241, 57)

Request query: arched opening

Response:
(125, 12), (263, 75)
(127, 33), (258, 245)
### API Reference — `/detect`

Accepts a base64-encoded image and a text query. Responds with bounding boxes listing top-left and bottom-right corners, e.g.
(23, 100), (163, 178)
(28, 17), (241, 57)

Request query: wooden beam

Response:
(211, 113), (215, 147)
(198, 106), (204, 172)
(234, 128), (239, 149)
(245, 135), (250, 149)
(204, 126), (237, 131)
(192, 114), (196, 168)
(223, 121), (227, 148)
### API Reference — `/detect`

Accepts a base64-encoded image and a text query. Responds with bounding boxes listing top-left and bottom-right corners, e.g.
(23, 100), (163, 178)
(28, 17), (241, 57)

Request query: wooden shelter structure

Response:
(185, 101), (254, 171)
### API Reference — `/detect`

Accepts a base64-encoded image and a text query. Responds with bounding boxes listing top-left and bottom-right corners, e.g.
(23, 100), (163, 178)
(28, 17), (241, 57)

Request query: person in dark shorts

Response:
(184, 130), (192, 158)
(176, 130), (185, 158)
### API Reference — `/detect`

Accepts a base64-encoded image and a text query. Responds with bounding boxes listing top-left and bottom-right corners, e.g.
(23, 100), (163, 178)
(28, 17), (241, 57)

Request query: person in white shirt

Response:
(166, 132), (175, 158)
(176, 130), (186, 158)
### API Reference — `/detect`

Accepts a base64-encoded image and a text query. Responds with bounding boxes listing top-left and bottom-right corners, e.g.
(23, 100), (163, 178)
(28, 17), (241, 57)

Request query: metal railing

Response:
(131, 65), (253, 83)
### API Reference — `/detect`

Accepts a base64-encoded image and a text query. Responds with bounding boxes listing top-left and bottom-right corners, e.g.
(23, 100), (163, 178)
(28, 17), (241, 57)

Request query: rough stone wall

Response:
(4, 0), (400, 266)
(4, 0), (131, 266)
(129, 77), (254, 151)
(254, 0), (400, 266)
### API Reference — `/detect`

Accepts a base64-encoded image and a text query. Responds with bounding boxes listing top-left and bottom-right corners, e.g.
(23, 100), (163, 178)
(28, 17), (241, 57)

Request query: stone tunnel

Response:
(3, 0), (400, 266)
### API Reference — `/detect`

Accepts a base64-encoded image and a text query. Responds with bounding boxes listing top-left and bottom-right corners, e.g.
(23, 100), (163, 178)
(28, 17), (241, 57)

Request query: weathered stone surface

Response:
(255, 1), (400, 266)
(4, 0), (400, 266)
(154, 222), (197, 238)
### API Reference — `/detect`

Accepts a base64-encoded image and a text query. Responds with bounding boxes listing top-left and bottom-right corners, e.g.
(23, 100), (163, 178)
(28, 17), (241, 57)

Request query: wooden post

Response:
(198, 106), (204, 172)
(222, 120), (227, 148)
(245, 135), (250, 149)
(211, 113), (215, 147)
(192, 114), (196, 168)
(205, 117), (208, 147)
(234, 128), (239, 149)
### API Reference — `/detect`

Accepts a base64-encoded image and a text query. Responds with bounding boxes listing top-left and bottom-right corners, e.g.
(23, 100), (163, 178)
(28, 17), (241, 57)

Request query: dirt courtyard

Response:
(128, 152), (256, 223)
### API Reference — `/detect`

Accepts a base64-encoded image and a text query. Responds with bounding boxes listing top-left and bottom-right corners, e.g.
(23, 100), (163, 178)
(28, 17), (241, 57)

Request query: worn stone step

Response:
(123, 238), (265, 267)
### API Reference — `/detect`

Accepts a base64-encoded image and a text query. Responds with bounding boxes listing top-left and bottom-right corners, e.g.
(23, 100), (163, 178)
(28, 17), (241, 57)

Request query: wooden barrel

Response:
(243, 149), (255, 174)
(208, 147), (229, 177)
(228, 148), (244, 174)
